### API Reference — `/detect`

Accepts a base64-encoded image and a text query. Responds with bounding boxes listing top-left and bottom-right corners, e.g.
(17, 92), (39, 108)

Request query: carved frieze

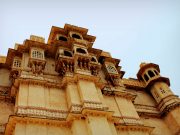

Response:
(15, 106), (68, 120)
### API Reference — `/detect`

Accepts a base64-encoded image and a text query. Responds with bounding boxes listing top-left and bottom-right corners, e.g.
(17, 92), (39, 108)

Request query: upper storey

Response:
(47, 24), (96, 48)
(0, 24), (171, 91)
(0, 24), (126, 90)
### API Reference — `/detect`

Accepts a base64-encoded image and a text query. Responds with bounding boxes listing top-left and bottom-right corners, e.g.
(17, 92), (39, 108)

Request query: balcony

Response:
(55, 54), (74, 77)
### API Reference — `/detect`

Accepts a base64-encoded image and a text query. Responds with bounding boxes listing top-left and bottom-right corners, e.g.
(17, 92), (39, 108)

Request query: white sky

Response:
(0, 0), (180, 95)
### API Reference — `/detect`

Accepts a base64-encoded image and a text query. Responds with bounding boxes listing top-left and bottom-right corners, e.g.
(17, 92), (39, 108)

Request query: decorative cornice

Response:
(134, 104), (160, 117)
(122, 78), (146, 89)
(102, 86), (137, 101)
(15, 106), (68, 120)
(116, 124), (154, 134)
(5, 116), (71, 135)
(82, 109), (114, 118)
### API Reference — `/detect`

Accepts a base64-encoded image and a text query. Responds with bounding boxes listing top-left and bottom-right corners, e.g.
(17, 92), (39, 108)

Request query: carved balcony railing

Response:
(72, 38), (88, 47)
(55, 55), (74, 77)
(74, 53), (102, 77)
(89, 61), (101, 76)
(74, 53), (91, 75)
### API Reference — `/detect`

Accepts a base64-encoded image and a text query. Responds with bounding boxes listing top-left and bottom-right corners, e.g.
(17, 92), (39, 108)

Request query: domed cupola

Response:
(137, 62), (170, 89)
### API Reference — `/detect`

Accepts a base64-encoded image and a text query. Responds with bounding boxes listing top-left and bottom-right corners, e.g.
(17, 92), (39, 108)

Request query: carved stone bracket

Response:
(9, 69), (21, 83)
(28, 58), (46, 75)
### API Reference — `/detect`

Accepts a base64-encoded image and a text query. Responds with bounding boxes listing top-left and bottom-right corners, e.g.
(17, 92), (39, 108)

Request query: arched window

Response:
(148, 70), (155, 77)
(144, 74), (149, 82)
(32, 50), (43, 59)
(91, 57), (97, 62)
(64, 50), (72, 57)
(13, 59), (21, 68)
(58, 36), (67, 41)
(76, 48), (86, 54)
(72, 34), (81, 39)
(154, 70), (158, 75)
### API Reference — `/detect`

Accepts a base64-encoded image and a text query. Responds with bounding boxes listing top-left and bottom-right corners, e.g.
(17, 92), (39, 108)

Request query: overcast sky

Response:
(0, 0), (180, 95)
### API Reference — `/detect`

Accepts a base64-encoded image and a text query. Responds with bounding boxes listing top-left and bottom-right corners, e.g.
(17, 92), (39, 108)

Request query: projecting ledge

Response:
(115, 124), (154, 134)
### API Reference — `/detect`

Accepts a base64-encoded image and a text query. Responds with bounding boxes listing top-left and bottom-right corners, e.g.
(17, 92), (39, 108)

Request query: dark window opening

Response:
(160, 88), (166, 94)
(64, 51), (72, 57)
(144, 74), (149, 82)
(72, 34), (81, 39)
(154, 70), (158, 75)
(139, 76), (143, 81)
(91, 57), (97, 62)
(76, 48), (86, 54)
(148, 70), (155, 77)
(58, 36), (67, 41)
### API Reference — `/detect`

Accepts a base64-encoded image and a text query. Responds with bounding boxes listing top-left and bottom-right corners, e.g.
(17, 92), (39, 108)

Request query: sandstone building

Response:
(0, 24), (180, 135)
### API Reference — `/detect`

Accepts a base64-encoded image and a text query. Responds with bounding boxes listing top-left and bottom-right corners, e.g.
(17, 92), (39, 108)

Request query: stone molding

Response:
(134, 104), (160, 117)
(112, 116), (143, 125)
(15, 106), (68, 120)
(122, 78), (146, 89)
(5, 116), (71, 135)
(102, 86), (137, 101)
(116, 124), (154, 134)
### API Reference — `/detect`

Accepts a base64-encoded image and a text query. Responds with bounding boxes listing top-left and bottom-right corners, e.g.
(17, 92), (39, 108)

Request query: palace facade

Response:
(0, 24), (180, 135)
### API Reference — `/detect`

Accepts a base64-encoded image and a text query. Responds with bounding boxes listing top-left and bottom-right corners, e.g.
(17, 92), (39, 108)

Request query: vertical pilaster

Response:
(86, 116), (113, 135)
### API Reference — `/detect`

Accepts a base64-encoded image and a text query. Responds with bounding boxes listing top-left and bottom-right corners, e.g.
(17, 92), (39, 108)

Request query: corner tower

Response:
(137, 62), (180, 134)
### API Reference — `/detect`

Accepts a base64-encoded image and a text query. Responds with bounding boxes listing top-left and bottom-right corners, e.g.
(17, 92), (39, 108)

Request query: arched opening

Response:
(148, 70), (155, 77)
(58, 36), (67, 41)
(72, 34), (81, 39)
(144, 74), (149, 82)
(76, 48), (86, 54)
(64, 50), (72, 57)
(154, 70), (158, 75)
(91, 57), (97, 62)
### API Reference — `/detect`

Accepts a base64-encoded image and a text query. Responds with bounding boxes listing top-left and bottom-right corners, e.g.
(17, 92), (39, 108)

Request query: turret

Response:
(137, 63), (180, 115)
